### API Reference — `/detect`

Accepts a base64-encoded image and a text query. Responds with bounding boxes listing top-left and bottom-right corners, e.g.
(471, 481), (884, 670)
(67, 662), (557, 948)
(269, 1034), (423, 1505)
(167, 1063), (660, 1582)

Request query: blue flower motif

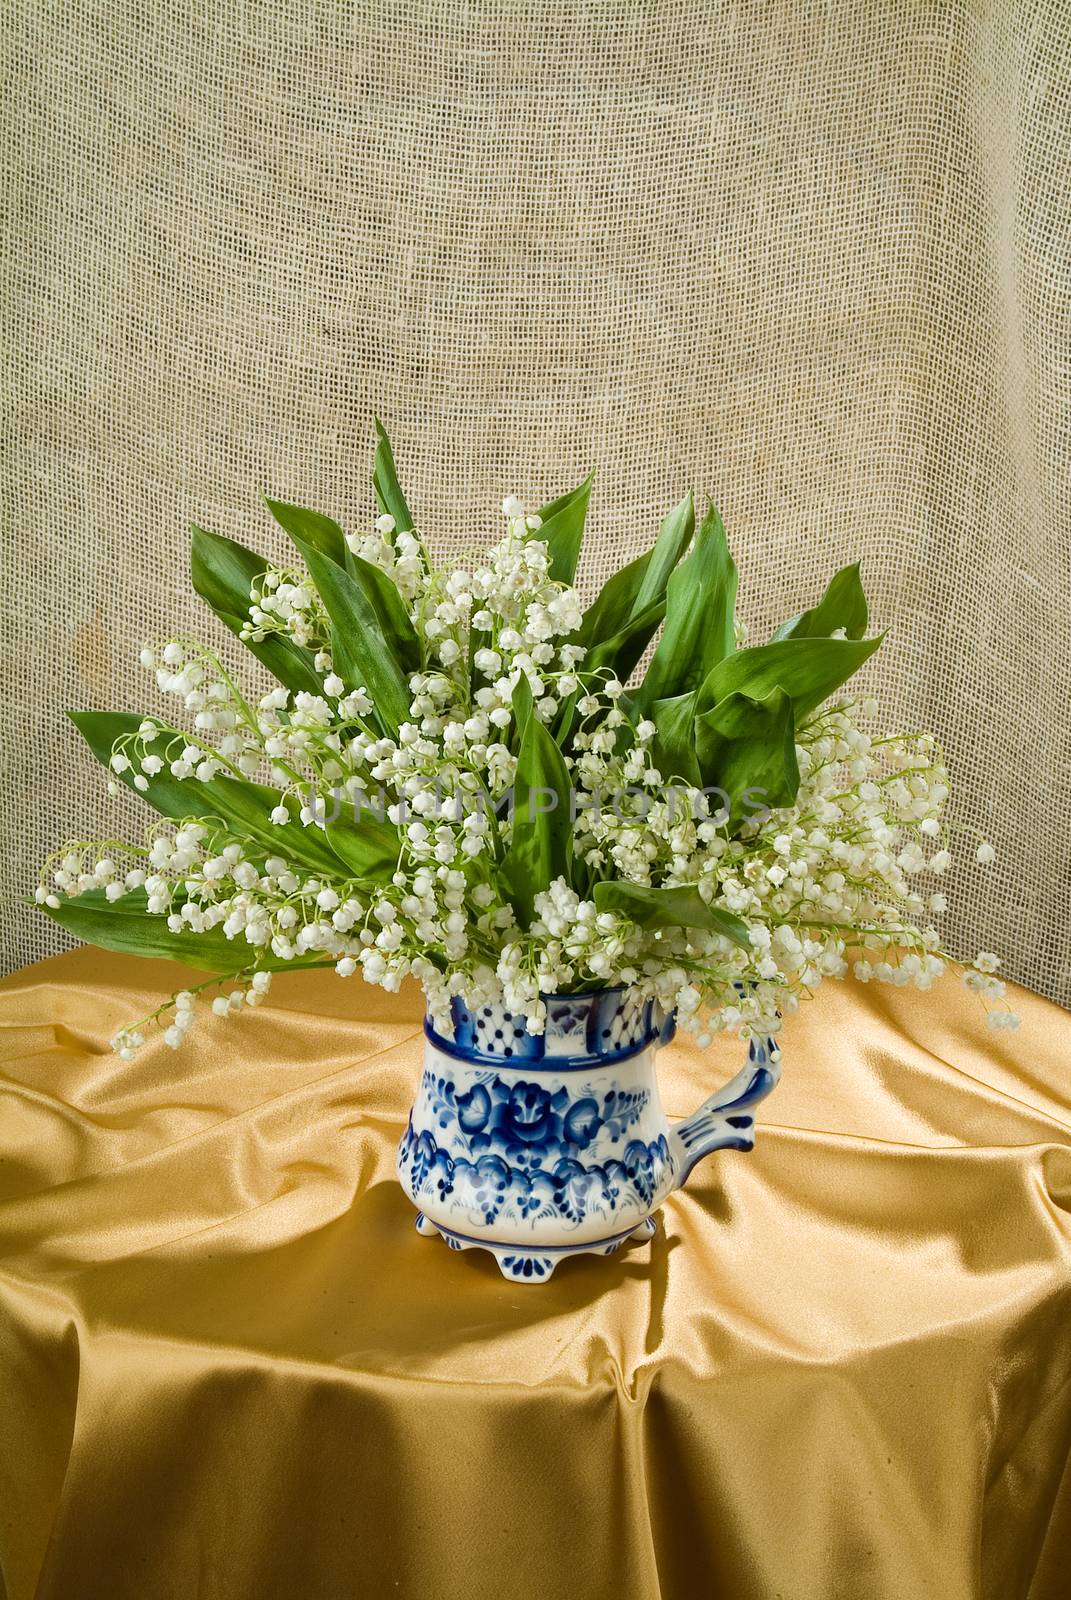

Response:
(456, 1083), (492, 1133)
(623, 1138), (651, 1177)
(552, 1157), (597, 1223)
(500, 1082), (554, 1144)
(563, 1096), (601, 1148)
(622, 1135), (670, 1205)
(501, 1139), (551, 1175)
(513, 1168), (556, 1219)
(501, 1255), (552, 1279)
(453, 1153), (511, 1224)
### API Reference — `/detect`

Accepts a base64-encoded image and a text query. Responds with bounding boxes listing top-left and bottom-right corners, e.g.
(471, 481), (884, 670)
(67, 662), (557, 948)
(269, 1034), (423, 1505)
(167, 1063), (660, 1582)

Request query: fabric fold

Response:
(1, 948), (1069, 1600)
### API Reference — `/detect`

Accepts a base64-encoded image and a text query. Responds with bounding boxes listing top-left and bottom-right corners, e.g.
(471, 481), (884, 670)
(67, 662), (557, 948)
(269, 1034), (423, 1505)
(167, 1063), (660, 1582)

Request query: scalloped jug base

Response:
(414, 1211), (658, 1282)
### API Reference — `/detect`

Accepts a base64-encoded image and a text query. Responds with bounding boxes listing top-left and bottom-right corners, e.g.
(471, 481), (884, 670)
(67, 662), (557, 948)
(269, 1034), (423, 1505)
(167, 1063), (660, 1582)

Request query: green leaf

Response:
(591, 881), (750, 948)
(373, 417), (414, 533)
(502, 692), (573, 927)
(696, 635), (884, 725)
(632, 493), (696, 616)
(537, 471), (594, 585)
(550, 688), (580, 751)
(584, 598), (667, 682)
(634, 504), (738, 713)
(69, 712), (344, 876)
(75, 708), (402, 885)
(553, 596), (669, 751)
(577, 550), (650, 647)
(37, 889), (332, 973)
(694, 688), (800, 827)
(325, 811), (401, 881)
(266, 500), (420, 676)
(193, 781), (348, 876)
(771, 563), (869, 641)
(265, 497), (350, 569)
(510, 671), (534, 750)
(190, 526), (324, 697)
(347, 553), (421, 675)
(647, 690), (702, 785)
(292, 539), (411, 736)
(212, 608), (326, 699)
(578, 493), (694, 647)
(559, 497), (695, 743)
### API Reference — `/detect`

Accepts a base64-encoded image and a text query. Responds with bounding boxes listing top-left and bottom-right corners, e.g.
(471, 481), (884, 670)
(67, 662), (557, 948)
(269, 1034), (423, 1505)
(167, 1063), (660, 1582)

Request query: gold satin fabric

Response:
(1, 950), (1069, 1600)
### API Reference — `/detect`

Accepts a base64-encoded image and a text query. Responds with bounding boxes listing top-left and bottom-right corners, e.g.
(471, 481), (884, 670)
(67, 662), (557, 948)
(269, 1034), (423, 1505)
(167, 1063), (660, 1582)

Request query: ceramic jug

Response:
(398, 987), (780, 1281)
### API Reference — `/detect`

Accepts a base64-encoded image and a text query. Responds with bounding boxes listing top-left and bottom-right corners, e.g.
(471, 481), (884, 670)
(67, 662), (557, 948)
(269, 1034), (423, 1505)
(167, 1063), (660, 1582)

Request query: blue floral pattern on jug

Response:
(398, 1067), (672, 1229)
(400, 987), (781, 1281)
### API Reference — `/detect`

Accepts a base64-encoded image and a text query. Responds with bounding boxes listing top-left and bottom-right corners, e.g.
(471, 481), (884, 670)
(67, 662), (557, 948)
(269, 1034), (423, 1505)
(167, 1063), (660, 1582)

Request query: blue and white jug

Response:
(398, 988), (780, 1282)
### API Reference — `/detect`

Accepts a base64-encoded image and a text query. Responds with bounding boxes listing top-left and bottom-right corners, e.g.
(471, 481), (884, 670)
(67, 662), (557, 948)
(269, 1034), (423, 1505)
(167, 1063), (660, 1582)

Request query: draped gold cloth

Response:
(1, 951), (1069, 1600)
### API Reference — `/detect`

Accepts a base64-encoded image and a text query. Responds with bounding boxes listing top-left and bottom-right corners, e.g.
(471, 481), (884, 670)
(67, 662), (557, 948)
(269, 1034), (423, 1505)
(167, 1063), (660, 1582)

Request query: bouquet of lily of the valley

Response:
(36, 422), (1013, 1057)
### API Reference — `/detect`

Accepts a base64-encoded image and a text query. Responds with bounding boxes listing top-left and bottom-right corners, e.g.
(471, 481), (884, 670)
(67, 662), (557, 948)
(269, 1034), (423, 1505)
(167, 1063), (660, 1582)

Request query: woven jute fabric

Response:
(2, 2), (1069, 1002)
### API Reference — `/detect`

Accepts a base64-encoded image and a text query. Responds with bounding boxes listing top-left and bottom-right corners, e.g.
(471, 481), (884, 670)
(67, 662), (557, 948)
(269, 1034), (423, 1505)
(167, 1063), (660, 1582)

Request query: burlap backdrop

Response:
(2, 1), (1068, 1003)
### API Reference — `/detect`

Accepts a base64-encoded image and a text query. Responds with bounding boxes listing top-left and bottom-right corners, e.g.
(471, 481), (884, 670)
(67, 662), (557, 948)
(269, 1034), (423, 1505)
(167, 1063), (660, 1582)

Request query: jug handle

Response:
(669, 1036), (781, 1189)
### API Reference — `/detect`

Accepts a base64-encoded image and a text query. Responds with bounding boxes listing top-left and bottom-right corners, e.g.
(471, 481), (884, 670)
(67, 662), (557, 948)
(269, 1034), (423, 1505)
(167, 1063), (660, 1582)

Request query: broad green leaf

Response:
(325, 811), (401, 881)
(553, 597), (667, 749)
(584, 598), (667, 682)
(267, 501), (420, 674)
(348, 553), (421, 674)
(591, 881), (749, 948)
(213, 608), (325, 701)
(695, 688), (800, 827)
(510, 671), (534, 749)
(265, 497), (350, 569)
(578, 493), (694, 646)
(696, 635), (884, 725)
(550, 687), (579, 751)
(578, 550), (651, 647)
(537, 472), (594, 585)
(37, 889), (331, 973)
(560, 601), (668, 749)
(634, 505), (738, 713)
(632, 493), (696, 615)
(502, 691), (572, 927)
(69, 712), (344, 876)
(190, 525), (323, 697)
(647, 690), (702, 785)
(537, 472), (591, 524)
(771, 563), (869, 642)
(292, 539), (411, 735)
(373, 417), (414, 533)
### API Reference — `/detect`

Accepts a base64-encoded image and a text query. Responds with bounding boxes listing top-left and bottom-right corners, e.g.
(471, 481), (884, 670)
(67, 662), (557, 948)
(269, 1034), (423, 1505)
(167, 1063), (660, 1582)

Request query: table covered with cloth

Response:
(0, 948), (1069, 1600)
